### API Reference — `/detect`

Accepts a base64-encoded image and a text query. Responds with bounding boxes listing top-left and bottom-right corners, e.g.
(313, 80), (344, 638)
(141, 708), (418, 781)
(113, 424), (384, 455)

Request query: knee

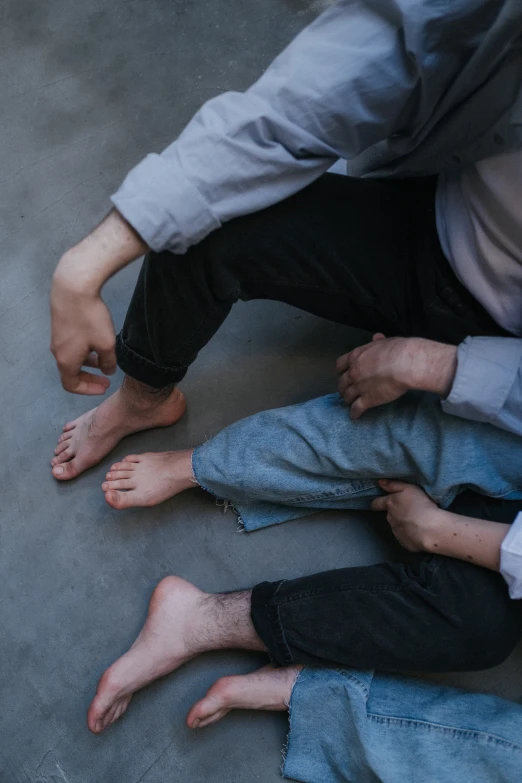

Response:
(454, 585), (521, 670)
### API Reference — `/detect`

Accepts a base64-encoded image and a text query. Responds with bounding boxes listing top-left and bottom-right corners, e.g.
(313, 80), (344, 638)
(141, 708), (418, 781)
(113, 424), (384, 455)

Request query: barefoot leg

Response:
(87, 577), (265, 733)
(186, 665), (303, 729)
(51, 377), (186, 481)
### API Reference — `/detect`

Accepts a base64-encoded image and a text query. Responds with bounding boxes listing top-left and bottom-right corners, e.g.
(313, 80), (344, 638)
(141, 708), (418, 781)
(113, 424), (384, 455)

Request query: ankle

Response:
(199, 591), (266, 653)
(121, 376), (178, 411)
(172, 449), (197, 491)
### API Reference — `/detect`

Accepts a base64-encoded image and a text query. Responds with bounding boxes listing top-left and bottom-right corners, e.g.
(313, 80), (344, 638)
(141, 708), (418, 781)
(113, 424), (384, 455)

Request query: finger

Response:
(342, 384), (359, 406)
(97, 345), (117, 376)
(371, 496), (389, 512)
(338, 371), (354, 396)
(372, 332), (386, 342)
(336, 352), (351, 374)
(83, 352), (99, 369)
(378, 479), (411, 493)
(349, 396), (369, 420)
(60, 369), (111, 395)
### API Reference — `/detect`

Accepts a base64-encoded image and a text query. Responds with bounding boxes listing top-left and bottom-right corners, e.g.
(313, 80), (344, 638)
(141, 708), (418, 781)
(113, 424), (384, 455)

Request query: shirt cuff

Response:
(111, 153), (221, 254)
(441, 336), (522, 425)
(500, 512), (522, 599)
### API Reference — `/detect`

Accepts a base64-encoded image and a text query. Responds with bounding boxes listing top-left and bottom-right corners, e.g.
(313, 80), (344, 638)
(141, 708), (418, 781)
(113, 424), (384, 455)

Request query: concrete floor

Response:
(2, 1), (522, 781)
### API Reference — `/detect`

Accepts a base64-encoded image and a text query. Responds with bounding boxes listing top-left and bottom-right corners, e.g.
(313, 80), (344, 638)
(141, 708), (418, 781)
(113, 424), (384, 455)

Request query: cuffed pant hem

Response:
(116, 333), (188, 388)
(251, 580), (295, 667)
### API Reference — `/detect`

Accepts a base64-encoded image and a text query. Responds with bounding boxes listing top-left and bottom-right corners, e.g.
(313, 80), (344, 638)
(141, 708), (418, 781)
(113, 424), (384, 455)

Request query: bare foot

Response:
(102, 449), (195, 510)
(87, 576), (207, 734)
(51, 382), (186, 481)
(186, 665), (303, 729)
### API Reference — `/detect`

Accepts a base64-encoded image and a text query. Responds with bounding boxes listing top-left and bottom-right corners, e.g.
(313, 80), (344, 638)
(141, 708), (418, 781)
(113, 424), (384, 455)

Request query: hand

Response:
(50, 209), (148, 395)
(371, 479), (441, 552)
(336, 334), (457, 419)
(50, 268), (116, 395)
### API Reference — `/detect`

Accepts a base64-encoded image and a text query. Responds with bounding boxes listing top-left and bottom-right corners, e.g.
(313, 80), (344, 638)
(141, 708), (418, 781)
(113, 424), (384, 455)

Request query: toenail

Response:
(107, 473), (112, 478)
(102, 483), (108, 490)
(54, 466), (64, 476)
(192, 719), (200, 728)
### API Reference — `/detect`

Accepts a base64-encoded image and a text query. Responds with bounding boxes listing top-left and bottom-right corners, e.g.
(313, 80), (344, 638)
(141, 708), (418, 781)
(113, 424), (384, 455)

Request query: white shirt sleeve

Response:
(442, 336), (522, 437)
(500, 512), (522, 599)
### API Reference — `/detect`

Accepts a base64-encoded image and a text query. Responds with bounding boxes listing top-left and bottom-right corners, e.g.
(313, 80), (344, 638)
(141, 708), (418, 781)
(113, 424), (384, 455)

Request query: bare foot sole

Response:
(186, 664), (303, 729)
(102, 449), (196, 510)
(87, 576), (206, 734)
(51, 386), (186, 481)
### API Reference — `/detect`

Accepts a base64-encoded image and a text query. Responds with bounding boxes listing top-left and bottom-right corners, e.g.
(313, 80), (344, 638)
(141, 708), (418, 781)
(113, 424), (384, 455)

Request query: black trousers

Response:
(118, 173), (522, 671)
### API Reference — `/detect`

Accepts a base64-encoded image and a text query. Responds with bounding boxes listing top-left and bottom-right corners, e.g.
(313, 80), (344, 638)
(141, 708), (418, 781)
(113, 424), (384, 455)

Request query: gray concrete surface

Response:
(2, 1), (522, 782)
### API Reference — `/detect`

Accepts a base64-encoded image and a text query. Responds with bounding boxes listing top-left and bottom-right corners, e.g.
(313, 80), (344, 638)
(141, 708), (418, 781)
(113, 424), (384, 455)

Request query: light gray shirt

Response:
(437, 150), (522, 336)
(112, 0), (522, 439)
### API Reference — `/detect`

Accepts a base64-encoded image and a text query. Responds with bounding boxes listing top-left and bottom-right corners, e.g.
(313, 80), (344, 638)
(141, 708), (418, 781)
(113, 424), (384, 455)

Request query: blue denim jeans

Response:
(192, 392), (522, 673)
(284, 668), (522, 783)
(192, 391), (522, 532)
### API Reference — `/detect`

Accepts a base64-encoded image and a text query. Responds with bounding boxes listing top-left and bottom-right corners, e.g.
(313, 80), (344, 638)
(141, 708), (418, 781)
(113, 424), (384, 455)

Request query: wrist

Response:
(419, 508), (451, 553)
(53, 209), (148, 295)
(53, 248), (105, 295)
(411, 340), (457, 397)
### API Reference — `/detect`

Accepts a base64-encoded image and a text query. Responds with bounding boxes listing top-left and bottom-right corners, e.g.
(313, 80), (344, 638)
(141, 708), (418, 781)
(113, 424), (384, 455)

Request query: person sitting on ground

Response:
(85, 388), (522, 732)
(83, 476), (522, 782)
(86, 589), (522, 783)
(49, 0), (522, 747)
(96, 386), (522, 593)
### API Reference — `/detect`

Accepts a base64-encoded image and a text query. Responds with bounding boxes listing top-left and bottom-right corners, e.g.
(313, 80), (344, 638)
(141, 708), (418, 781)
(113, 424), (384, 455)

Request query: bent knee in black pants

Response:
(251, 493), (522, 672)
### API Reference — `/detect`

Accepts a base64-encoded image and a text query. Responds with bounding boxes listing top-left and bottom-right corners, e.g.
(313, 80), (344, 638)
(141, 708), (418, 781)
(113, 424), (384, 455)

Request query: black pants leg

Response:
(118, 172), (516, 671)
(251, 493), (522, 672)
(117, 173), (504, 387)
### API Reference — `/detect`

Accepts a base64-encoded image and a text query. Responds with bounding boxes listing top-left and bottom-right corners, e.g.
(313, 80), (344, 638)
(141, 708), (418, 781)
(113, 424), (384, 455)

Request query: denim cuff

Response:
(116, 333), (188, 389)
(251, 580), (294, 667)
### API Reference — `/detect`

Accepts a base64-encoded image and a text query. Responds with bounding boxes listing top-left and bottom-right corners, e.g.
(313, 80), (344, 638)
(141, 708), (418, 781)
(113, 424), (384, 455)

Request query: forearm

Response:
(54, 208), (148, 294)
(424, 509), (509, 571)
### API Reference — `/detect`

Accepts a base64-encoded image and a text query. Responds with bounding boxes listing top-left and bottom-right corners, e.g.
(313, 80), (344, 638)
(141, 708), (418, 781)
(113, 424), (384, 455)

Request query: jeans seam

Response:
(367, 713), (522, 750)
(274, 584), (405, 607)
(283, 480), (378, 505)
(264, 592), (294, 666)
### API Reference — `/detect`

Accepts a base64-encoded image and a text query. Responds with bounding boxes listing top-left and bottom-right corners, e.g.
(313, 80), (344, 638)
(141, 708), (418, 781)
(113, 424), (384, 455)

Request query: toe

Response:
(105, 470), (133, 481)
(54, 440), (72, 456)
(186, 678), (234, 729)
(187, 696), (230, 729)
(62, 421), (77, 432)
(109, 462), (135, 472)
(52, 459), (82, 481)
(58, 432), (73, 444)
(102, 478), (136, 491)
(124, 454), (141, 463)
(52, 447), (74, 465)
(105, 490), (133, 510)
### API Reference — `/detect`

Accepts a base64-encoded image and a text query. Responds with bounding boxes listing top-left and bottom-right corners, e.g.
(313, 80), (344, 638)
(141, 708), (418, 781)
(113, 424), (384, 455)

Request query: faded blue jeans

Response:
(284, 667), (522, 783)
(192, 391), (522, 531)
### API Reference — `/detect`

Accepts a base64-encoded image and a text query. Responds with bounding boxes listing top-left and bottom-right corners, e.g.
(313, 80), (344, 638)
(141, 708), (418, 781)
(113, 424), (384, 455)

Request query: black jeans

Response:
(118, 173), (521, 671)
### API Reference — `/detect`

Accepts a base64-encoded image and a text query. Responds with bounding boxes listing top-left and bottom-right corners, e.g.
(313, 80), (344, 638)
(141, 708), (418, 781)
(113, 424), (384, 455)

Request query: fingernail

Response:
(54, 466), (64, 476)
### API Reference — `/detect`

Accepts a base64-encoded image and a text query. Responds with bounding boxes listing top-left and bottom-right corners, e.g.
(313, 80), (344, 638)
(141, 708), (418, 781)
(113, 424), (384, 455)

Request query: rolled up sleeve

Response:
(112, 0), (425, 253)
(500, 512), (522, 599)
(442, 336), (522, 436)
